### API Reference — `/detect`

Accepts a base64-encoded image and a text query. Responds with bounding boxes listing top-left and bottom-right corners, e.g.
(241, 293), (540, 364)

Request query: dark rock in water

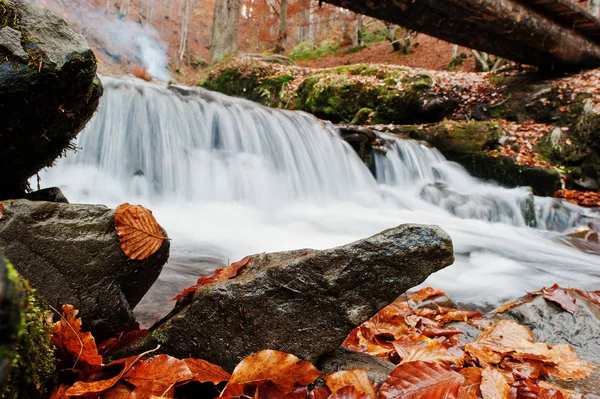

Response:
(499, 294), (600, 394)
(317, 347), (395, 384)
(0, 251), (20, 391)
(0, 200), (170, 339)
(114, 224), (453, 371)
(23, 187), (69, 203)
(0, 0), (102, 199)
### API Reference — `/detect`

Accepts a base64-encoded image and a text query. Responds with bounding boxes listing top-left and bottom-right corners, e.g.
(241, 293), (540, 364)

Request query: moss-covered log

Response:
(0, 0), (102, 199)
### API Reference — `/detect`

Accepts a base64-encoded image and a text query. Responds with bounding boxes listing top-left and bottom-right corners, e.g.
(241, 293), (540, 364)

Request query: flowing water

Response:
(35, 77), (600, 324)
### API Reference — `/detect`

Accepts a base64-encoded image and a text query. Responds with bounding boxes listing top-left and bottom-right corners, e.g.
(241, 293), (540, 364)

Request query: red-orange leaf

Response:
(399, 339), (464, 368)
(465, 320), (549, 366)
(324, 369), (376, 399)
(409, 287), (446, 302)
(330, 386), (370, 399)
(545, 344), (595, 380)
(0, 203), (4, 220)
(378, 360), (464, 399)
(223, 350), (321, 396)
(51, 304), (103, 370)
(183, 358), (231, 384)
(457, 368), (482, 399)
(122, 354), (193, 397)
(173, 255), (252, 300)
(98, 329), (149, 357)
(480, 367), (510, 399)
(114, 203), (166, 260)
(540, 284), (577, 314)
(66, 355), (139, 398)
(538, 381), (582, 399)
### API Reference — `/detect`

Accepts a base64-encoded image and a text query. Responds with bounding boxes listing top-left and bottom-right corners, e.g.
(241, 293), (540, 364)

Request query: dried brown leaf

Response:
(480, 367), (510, 399)
(378, 360), (464, 399)
(545, 344), (595, 380)
(51, 304), (103, 370)
(324, 369), (375, 399)
(115, 203), (166, 260)
(465, 320), (549, 366)
(399, 339), (464, 368)
(223, 350), (321, 396)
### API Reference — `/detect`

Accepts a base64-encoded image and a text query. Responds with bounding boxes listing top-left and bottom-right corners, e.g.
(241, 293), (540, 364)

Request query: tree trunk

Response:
(121, 0), (130, 16)
(210, 0), (240, 64)
(179, 0), (190, 61)
(276, 0), (288, 53)
(321, 0), (600, 69)
(352, 13), (363, 48)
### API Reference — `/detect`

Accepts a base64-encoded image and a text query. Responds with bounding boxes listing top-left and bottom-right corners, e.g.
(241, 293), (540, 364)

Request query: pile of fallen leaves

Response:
(484, 121), (555, 170)
(47, 284), (597, 398)
(554, 189), (600, 208)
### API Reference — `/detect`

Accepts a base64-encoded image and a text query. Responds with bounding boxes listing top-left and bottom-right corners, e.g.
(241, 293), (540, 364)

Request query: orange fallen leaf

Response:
(538, 381), (582, 399)
(65, 355), (139, 398)
(409, 287), (446, 302)
(480, 367), (510, 399)
(183, 358), (231, 384)
(114, 203), (167, 260)
(173, 255), (252, 300)
(458, 367), (482, 399)
(398, 339), (464, 368)
(51, 304), (103, 370)
(122, 354), (193, 397)
(378, 361), (464, 399)
(329, 386), (369, 399)
(465, 320), (549, 366)
(539, 284), (577, 314)
(545, 344), (595, 380)
(324, 369), (376, 399)
(0, 203), (4, 220)
(222, 350), (321, 396)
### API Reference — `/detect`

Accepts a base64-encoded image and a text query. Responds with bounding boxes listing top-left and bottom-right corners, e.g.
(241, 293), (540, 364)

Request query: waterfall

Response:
(37, 77), (600, 321)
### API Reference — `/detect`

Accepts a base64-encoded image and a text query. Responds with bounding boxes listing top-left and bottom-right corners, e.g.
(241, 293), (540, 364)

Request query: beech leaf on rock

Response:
(114, 203), (167, 260)
(222, 350), (321, 396)
(323, 369), (376, 399)
(480, 367), (510, 399)
(378, 360), (464, 399)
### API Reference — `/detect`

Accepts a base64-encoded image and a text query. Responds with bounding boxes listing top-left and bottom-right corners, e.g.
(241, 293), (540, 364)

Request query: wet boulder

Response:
(115, 224), (454, 371)
(0, 0), (102, 199)
(0, 200), (170, 339)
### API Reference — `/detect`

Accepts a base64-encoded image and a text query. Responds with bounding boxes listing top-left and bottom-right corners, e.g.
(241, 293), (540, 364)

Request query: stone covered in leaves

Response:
(116, 224), (454, 371)
(0, 200), (169, 339)
(0, 0), (102, 199)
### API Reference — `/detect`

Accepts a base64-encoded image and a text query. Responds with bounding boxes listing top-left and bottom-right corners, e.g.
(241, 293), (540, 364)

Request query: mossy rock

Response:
(400, 121), (561, 196)
(0, 253), (55, 399)
(0, 0), (102, 199)
(202, 61), (458, 124)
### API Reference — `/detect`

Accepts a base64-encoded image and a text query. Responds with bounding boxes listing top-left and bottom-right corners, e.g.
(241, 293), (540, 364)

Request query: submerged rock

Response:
(0, 200), (170, 339)
(114, 224), (453, 371)
(0, 0), (102, 199)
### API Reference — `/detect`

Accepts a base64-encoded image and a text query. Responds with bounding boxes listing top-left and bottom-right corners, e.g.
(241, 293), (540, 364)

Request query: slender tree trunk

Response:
(352, 13), (363, 48)
(121, 0), (130, 16)
(179, 0), (190, 61)
(210, 0), (240, 64)
(275, 0), (288, 53)
(308, 5), (315, 47)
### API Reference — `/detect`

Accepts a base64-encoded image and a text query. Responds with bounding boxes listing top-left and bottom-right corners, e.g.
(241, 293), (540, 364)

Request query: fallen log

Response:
(321, 0), (600, 69)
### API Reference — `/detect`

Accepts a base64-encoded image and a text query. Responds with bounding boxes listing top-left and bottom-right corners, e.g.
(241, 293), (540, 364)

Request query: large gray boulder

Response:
(0, 200), (170, 339)
(0, 0), (102, 199)
(116, 224), (453, 371)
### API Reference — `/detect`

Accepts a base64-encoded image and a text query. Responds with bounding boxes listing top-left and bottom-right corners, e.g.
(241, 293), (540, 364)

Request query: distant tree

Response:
(210, 0), (240, 63)
(275, 0), (289, 53)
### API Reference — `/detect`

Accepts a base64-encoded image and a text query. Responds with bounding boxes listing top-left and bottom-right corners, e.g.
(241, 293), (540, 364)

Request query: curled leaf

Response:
(173, 255), (252, 300)
(540, 284), (577, 314)
(114, 203), (166, 260)
(122, 354), (193, 397)
(51, 304), (103, 370)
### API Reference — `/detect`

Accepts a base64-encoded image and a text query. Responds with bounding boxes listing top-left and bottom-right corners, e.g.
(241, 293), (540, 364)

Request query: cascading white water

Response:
(36, 76), (600, 323)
